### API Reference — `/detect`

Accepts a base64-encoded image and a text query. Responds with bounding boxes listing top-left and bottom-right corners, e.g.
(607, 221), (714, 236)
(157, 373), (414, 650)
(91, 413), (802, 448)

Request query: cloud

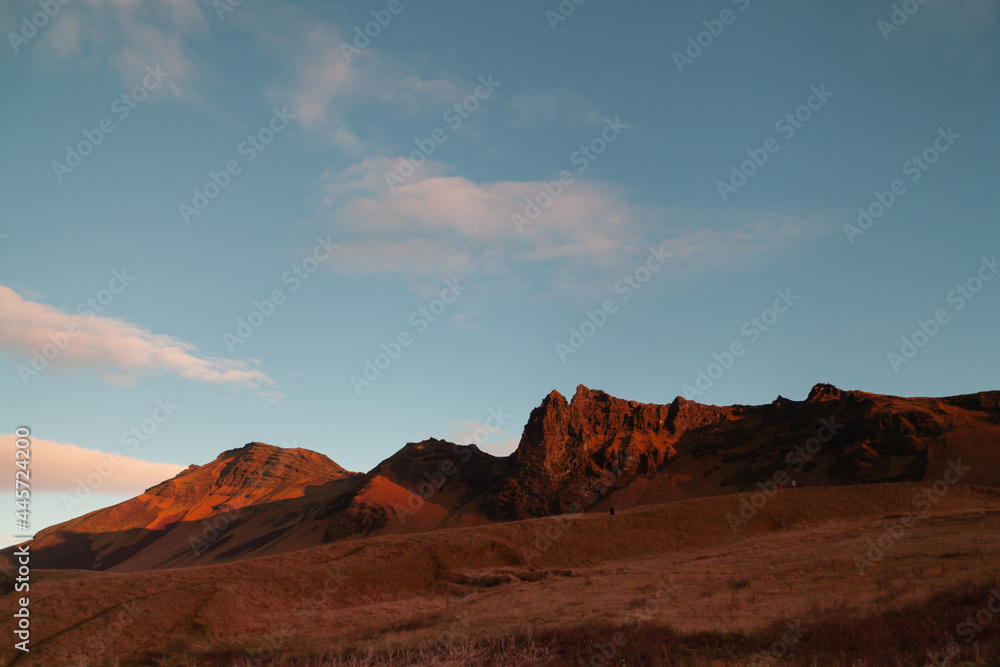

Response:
(256, 14), (461, 151)
(245, 8), (835, 293)
(447, 420), (519, 458)
(927, 0), (1000, 38)
(321, 158), (641, 280)
(0, 284), (275, 393)
(502, 89), (606, 129)
(875, 0), (1000, 66)
(658, 214), (835, 276)
(2, 0), (207, 100)
(317, 158), (835, 294)
(0, 434), (185, 494)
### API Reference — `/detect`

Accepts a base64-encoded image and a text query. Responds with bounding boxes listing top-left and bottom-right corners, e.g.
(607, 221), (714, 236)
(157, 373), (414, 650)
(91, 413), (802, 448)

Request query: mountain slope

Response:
(20, 439), (506, 572)
(484, 383), (1000, 519)
(10, 383), (1000, 572)
(25, 443), (353, 571)
(5, 483), (1000, 666)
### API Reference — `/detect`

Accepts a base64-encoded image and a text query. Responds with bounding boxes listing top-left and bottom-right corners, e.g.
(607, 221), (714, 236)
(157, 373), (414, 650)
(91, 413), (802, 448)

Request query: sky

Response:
(0, 0), (998, 545)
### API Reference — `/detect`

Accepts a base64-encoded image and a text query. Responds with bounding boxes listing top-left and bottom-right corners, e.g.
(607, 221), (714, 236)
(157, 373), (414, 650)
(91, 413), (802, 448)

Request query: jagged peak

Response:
(570, 384), (616, 405)
(218, 441), (282, 459)
(542, 389), (568, 405)
(807, 383), (844, 402)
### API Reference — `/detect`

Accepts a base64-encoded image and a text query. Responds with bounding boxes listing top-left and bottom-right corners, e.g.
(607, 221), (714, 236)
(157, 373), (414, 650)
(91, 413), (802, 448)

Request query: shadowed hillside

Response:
(9, 384), (1000, 573)
(2, 483), (999, 666)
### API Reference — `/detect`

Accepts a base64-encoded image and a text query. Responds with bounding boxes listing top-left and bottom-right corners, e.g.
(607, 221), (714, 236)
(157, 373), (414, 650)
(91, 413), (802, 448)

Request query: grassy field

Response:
(4, 483), (1000, 666)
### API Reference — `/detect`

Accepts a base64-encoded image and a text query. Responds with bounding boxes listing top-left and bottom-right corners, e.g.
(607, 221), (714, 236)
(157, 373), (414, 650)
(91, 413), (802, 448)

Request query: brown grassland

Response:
(3, 483), (1000, 666)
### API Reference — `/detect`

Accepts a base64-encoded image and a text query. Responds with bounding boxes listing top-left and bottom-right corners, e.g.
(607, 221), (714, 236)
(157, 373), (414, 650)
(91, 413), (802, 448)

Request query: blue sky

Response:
(1, 0), (998, 543)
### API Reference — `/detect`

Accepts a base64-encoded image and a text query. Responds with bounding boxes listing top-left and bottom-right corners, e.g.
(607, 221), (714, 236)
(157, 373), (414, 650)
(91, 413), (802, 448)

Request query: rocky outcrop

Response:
(486, 383), (1000, 520)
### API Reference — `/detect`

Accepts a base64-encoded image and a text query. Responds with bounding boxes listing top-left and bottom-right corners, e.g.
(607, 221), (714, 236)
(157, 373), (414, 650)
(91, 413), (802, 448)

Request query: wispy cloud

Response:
(3, 0), (207, 100)
(317, 158), (835, 293)
(256, 13), (461, 151)
(321, 158), (640, 279)
(0, 285), (275, 393)
(447, 420), (519, 458)
(502, 88), (606, 129)
(243, 7), (837, 294)
(0, 434), (185, 494)
(659, 214), (835, 276)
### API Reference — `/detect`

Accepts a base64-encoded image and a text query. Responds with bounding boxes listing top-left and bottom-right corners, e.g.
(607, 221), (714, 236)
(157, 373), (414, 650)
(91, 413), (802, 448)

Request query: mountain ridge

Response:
(9, 383), (1000, 572)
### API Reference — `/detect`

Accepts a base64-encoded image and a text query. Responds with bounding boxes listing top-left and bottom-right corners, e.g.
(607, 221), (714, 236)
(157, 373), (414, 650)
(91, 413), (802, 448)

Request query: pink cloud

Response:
(0, 434), (185, 495)
(0, 285), (273, 391)
(317, 158), (837, 292)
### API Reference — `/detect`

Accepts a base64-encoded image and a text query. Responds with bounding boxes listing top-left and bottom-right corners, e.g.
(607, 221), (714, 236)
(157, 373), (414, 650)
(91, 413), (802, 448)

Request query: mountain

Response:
(21, 439), (505, 572)
(24, 443), (353, 571)
(485, 383), (1000, 518)
(10, 384), (1000, 572)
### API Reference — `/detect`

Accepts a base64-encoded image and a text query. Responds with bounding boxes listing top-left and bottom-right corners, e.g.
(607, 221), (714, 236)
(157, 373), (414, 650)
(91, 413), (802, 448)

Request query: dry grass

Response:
(94, 580), (1000, 666)
(5, 484), (1000, 666)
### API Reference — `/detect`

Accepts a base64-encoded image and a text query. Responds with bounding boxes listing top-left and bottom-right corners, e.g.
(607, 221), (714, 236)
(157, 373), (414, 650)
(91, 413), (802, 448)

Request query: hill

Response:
(3, 483), (999, 665)
(10, 383), (1000, 572)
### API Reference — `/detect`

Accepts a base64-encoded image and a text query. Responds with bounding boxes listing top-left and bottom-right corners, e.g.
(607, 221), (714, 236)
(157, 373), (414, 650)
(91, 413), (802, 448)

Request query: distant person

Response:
(792, 480), (797, 489)
(610, 506), (615, 516)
